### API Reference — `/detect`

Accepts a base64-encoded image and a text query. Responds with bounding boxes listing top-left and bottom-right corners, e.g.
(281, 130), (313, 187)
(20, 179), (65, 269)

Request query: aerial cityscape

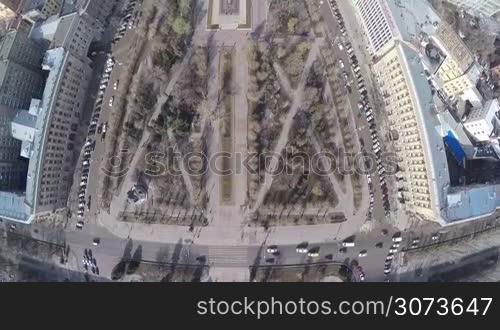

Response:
(0, 0), (499, 282)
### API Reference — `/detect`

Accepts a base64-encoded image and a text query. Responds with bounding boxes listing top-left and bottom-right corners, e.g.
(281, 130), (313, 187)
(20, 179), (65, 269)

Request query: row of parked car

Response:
(329, 0), (390, 218)
(330, 1), (346, 37)
(113, 0), (140, 43)
(75, 54), (114, 227)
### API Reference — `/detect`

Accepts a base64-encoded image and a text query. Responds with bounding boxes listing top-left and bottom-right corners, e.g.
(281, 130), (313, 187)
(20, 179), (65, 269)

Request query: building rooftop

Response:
(397, 43), (452, 222)
(433, 22), (474, 72)
(386, 0), (441, 44)
(25, 47), (65, 213)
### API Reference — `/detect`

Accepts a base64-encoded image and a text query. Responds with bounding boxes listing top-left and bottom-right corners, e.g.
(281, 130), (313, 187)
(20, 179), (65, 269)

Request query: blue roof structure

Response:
(444, 131), (466, 166)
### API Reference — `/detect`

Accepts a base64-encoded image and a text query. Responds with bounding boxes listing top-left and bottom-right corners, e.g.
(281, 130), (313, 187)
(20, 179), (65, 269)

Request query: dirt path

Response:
(251, 39), (323, 212)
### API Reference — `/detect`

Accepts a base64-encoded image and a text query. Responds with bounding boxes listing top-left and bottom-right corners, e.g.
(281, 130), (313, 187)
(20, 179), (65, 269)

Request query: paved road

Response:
(319, 0), (387, 223)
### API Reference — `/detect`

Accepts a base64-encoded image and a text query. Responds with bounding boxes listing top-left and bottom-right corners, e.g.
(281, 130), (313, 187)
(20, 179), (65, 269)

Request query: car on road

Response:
(76, 221), (84, 229)
(92, 238), (100, 246)
(376, 242), (383, 248)
(358, 250), (367, 257)
(342, 241), (355, 247)
(431, 233), (439, 240)
(296, 242), (308, 253)
(265, 258), (275, 263)
(266, 245), (278, 254)
(307, 247), (320, 258)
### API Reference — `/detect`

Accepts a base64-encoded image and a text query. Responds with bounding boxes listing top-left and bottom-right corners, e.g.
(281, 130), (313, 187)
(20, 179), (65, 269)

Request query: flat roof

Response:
(397, 43), (451, 223)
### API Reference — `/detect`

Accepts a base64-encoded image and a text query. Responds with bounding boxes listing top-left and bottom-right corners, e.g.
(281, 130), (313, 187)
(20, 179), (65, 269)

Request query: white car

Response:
(358, 250), (368, 258)
(384, 268), (391, 274)
(296, 247), (308, 254)
(266, 245), (278, 254)
(412, 238), (420, 244)
(307, 250), (320, 258)
(392, 243), (400, 248)
(338, 59), (344, 68)
(337, 43), (344, 51)
(109, 96), (114, 107)
(93, 238), (100, 246)
(366, 114), (374, 122)
(113, 80), (119, 90)
(392, 236), (402, 243)
(431, 234), (439, 241)
(365, 109), (373, 116)
(389, 248), (398, 254)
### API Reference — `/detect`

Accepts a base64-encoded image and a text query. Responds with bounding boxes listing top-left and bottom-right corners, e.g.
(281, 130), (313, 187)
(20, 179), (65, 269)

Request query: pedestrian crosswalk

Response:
(208, 246), (250, 267)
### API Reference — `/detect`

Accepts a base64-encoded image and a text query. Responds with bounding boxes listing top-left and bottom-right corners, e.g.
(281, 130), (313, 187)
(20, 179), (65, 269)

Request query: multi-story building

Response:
(375, 42), (450, 221)
(445, 0), (500, 17)
(375, 41), (500, 225)
(463, 99), (500, 142)
(353, 0), (441, 58)
(0, 0), (109, 223)
(31, 10), (96, 58)
(0, 104), (27, 191)
(79, 0), (114, 36)
(432, 23), (482, 99)
(11, 47), (91, 217)
(0, 29), (45, 109)
(21, 0), (64, 22)
(352, 0), (394, 55)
